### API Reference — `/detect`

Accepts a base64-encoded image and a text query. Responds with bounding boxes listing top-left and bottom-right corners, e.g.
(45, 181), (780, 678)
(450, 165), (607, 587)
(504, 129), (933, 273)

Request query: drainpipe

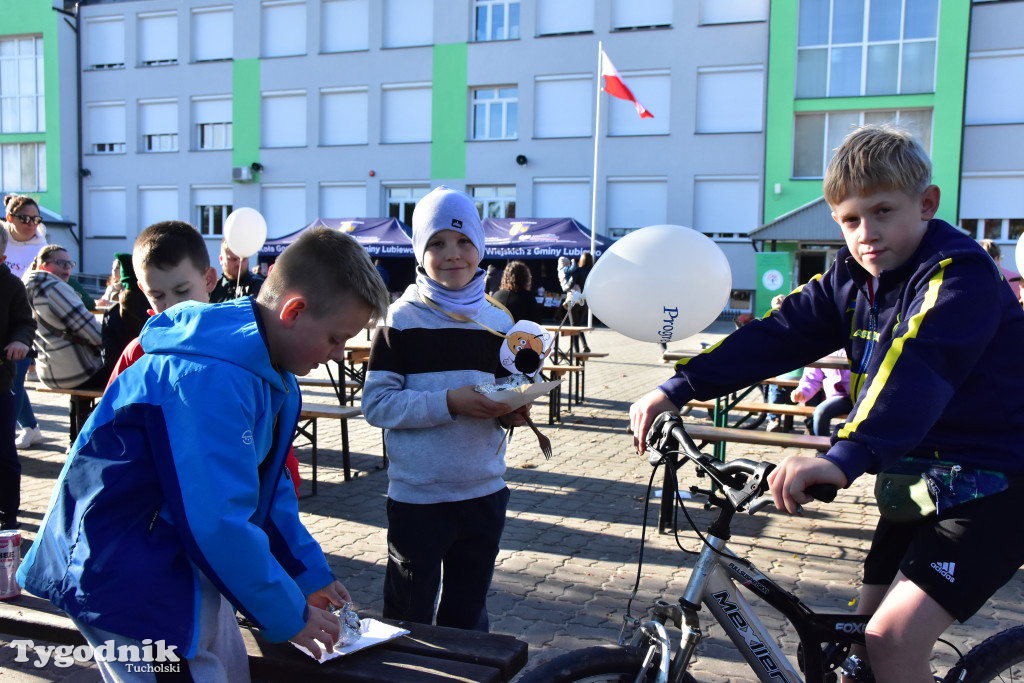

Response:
(54, 3), (83, 268)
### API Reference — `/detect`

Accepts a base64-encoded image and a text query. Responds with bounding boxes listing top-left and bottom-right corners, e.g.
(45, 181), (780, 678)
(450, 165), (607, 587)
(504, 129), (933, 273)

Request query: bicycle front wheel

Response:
(941, 626), (1024, 682)
(518, 645), (699, 683)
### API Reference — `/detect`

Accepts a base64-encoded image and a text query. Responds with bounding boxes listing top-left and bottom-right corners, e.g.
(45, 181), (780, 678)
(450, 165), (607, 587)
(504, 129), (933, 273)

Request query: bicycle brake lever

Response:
(748, 497), (773, 515)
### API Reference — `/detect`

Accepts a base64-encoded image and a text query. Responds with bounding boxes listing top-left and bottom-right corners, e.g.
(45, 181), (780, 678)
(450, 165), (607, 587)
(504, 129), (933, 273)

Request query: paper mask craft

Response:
(500, 320), (553, 377)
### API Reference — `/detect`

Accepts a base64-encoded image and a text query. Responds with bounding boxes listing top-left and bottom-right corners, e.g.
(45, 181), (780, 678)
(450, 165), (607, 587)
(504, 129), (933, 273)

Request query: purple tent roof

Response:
(259, 218), (413, 258)
(482, 218), (612, 260)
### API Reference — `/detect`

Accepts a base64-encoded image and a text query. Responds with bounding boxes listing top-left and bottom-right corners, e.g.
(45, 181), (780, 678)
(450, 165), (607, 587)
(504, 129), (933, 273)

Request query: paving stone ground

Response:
(2, 322), (1022, 681)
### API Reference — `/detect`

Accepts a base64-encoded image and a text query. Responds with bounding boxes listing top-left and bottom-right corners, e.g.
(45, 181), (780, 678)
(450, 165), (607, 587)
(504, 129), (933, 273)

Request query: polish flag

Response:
(600, 49), (654, 119)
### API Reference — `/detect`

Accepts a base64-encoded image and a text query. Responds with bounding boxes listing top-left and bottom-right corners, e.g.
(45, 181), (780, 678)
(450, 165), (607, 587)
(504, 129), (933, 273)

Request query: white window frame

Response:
(965, 50), (1024, 126)
(88, 187), (128, 238)
(611, 0), (672, 30)
(193, 96), (233, 150)
(87, 101), (126, 155)
(471, 185), (516, 219)
(138, 186), (179, 233)
(606, 176), (667, 234)
(0, 36), (45, 134)
(385, 184), (429, 224)
(137, 11), (178, 66)
(536, 0), (594, 36)
(320, 86), (368, 145)
(698, 0), (768, 25)
(474, 0), (520, 42)
(261, 0), (307, 58)
(796, 0), (938, 98)
(793, 108), (933, 179)
(606, 70), (670, 136)
(319, 182), (367, 217)
(382, 0), (434, 48)
(320, 0), (370, 53)
(85, 16), (125, 70)
(191, 6), (233, 62)
(472, 87), (517, 141)
(533, 177), (590, 224)
(261, 90), (307, 148)
(534, 74), (591, 138)
(261, 184), (307, 237)
(139, 99), (178, 153)
(693, 175), (761, 237)
(381, 83), (432, 144)
(696, 65), (764, 133)
(0, 142), (46, 193)
(193, 186), (233, 237)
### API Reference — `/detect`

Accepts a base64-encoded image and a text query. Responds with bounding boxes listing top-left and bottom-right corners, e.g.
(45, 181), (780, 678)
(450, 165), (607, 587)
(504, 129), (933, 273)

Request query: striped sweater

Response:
(659, 219), (1024, 484)
(363, 284), (514, 503)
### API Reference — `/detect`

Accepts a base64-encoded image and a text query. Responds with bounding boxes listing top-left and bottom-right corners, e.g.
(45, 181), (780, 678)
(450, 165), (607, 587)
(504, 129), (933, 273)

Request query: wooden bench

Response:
(572, 351), (608, 405)
(298, 377), (364, 406)
(687, 399), (820, 419)
(0, 593), (528, 682)
(541, 365), (584, 424)
(31, 385), (103, 442)
(295, 403), (363, 495)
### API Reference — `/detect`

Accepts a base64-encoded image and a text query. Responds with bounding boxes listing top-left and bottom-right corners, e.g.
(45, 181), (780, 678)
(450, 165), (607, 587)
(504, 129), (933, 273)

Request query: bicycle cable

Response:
(623, 462), (662, 622)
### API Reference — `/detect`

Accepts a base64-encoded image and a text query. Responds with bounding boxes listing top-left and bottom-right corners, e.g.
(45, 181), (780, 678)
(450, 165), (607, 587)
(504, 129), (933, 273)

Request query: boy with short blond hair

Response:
(631, 124), (1024, 682)
(20, 227), (390, 681)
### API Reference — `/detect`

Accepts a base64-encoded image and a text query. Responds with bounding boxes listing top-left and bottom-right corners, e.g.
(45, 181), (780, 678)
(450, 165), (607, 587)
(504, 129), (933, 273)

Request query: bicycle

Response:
(520, 413), (1024, 683)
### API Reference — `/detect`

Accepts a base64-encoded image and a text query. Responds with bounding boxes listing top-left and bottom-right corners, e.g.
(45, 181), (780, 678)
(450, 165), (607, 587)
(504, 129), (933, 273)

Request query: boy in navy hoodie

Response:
(631, 124), (1024, 682)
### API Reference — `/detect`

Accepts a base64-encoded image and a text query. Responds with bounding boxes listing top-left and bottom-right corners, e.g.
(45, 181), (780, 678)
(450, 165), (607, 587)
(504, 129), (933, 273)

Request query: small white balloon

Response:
(583, 224), (732, 344)
(1015, 233), (1024, 278)
(224, 207), (268, 258)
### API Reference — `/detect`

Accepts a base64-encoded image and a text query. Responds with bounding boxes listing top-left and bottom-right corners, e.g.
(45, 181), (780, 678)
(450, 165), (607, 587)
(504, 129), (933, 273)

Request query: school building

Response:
(1, 0), (1021, 312)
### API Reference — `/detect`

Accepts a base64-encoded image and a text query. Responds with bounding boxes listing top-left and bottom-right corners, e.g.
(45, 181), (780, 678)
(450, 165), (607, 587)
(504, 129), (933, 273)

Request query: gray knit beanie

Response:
(411, 186), (485, 265)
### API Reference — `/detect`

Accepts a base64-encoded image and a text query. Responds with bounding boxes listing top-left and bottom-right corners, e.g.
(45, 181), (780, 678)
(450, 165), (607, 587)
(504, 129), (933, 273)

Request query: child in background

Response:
(19, 227), (391, 681)
(0, 227), (36, 530)
(791, 348), (852, 451)
(363, 186), (529, 631)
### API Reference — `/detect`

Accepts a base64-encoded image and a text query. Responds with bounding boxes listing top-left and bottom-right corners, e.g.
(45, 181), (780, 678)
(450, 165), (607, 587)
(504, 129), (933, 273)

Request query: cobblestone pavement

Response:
(2, 323), (1022, 681)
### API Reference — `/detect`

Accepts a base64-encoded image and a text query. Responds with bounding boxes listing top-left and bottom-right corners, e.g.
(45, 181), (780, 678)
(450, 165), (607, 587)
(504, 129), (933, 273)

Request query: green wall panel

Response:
(431, 43), (467, 180)
(233, 59), (261, 176)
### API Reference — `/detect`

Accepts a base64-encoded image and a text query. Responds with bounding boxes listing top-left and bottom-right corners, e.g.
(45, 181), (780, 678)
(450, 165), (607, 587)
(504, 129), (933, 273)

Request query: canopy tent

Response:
(259, 217), (413, 259)
(482, 218), (612, 260)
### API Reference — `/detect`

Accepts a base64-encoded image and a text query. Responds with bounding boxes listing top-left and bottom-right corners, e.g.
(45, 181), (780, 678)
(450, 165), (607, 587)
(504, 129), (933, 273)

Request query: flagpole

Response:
(588, 41), (602, 328)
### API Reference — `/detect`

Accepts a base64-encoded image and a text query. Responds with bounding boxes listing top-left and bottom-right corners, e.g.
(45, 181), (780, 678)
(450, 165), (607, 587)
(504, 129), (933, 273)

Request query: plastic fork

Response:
(523, 414), (553, 460)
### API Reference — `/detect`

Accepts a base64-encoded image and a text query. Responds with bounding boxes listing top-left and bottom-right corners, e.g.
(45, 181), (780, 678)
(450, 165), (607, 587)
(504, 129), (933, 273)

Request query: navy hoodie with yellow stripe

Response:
(659, 219), (1024, 485)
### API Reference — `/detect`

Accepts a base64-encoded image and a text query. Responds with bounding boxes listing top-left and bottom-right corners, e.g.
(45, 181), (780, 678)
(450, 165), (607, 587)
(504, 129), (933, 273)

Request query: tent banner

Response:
(260, 218), (413, 258)
(482, 218), (612, 260)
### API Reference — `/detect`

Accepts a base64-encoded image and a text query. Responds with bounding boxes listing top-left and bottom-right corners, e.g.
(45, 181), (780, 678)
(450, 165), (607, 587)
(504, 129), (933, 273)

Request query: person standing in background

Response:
(210, 238), (265, 303)
(978, 239), (1020, 300)
(2, 194), (46, 450)
(491, 260), (539, 322)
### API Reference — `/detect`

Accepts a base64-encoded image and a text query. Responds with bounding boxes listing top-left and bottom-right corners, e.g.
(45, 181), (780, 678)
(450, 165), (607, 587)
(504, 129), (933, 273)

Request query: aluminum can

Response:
(0, 530), (22, 599)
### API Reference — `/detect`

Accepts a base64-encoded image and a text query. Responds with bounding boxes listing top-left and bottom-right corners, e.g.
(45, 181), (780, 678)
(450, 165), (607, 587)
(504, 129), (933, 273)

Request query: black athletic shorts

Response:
(862, 485), (1024, 622)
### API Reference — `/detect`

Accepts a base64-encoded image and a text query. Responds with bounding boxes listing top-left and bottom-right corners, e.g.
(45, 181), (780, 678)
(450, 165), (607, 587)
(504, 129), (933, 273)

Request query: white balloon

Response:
(224, 207), (268, 258)
(1015, 232), (1024, 278)
(583, 224), (732, 344)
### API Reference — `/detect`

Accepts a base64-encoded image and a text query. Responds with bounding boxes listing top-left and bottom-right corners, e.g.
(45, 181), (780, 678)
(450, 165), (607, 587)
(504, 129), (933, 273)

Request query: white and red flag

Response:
(600, 49), (654, 119)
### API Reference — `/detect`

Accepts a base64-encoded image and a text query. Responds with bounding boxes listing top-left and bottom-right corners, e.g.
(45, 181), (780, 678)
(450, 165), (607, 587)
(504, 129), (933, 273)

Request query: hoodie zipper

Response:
(853, 278), (879, 397)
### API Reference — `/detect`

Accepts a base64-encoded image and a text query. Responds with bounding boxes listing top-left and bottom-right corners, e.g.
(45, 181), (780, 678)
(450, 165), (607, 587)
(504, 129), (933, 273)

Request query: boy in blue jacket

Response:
(19, 227), (390, 681)
(630, 124), (1024, 682)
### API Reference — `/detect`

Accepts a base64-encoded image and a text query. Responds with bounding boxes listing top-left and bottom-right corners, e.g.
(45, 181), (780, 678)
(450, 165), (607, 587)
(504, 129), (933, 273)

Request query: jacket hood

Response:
(139, 298), (285, 389)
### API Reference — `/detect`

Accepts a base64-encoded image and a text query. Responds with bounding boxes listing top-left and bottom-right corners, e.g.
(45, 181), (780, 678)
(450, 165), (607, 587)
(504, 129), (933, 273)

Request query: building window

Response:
(472, 87), (517, 140)
(535, 75), (591, 138)
(140, 99), (178, 153)
(383, 0), (433, 48)
(793, 108), (932, 178)
(321, 0), (369, 53)
(386, 185), (428, 224)
(694, 177), (760, 236)
(381, 84), (431, 143)
(965, 51), (1024, 126)
(699, 0), (768, 25)
(537, 0), (594, 35)
(261, 1), (306, 58)
(695, 66), (764, 133)
(607, 177), (667, 234)
(138, 11), (177, 66)
(196, 203), (231, 236)
(88, 187), (127, 237)
(960, 174), (1024, 242)
(611, 0), (672, 30)
(193, 96), (232, 150)
(533, 178), (590, 223)
(0, 37), (44, 134)
(139, 186), (179, 232)
(261, 91), (307, 148)
(796, 0), (938, 98)
(472, 186), (516, 218)
(961, 219), (1024, 244)
(475, 0), (520, 42)
(261, 185), (306, 236)
(320, 182), (366, 217)
(320, 87), (368, 145)
(85, 16), (125, 70)
(87, 102), (126, 155)
(607, 71), (670, 136)
(191, 6), (232, 62)
(0, 142), (45, 192)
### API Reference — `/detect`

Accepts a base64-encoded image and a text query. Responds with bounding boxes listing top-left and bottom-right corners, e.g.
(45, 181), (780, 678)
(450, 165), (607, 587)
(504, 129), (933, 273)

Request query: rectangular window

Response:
(383, 0), (433, 48)
(796, 0), (938, 98)
(321, 0), (369, 53)
(794, 108), (933, 178)
(960, 176), (1024, 231)
(138, 11), (177, 66)
(261, 91), (307, 148)
(191, 6), (232, 62)
(607, 71), (670, 136)
(87, 102), (126, 154)
(611, 0), (672, 30)
(138, 186), (179, 233)
(471, 185), (516, 218)
(534, 75), (591, 138)
(475, 1), (520, 42)
(139, 99), (178, 152)
(696, 66), (764, 133)
(699, 0), (768, 24)
(0, 142), (45, 193)
(533, 178), (590, 224)
(261, 1), (306, 58)
(320, 87), (368, 145)
(194, 186), (233, 237)
(381, 84), (431, 143)
(193, 96), (232, 150)
(694, 177), (760, 235)
(607, 177), (667, 232)
(85, 16), (125, 69)
(965, 51), (1024, 126)
(536, 0), (594, 35)
(320, 182), (366, 217)
(88, 187), (127, 237)
(472, 87), (517, 140)
(386, 185), (428, 224)
(0, 36), (44, 134)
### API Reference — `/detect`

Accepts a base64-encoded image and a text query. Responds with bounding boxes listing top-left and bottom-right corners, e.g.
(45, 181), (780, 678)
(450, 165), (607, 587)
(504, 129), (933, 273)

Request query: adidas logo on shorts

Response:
(931, 561), (956, 583)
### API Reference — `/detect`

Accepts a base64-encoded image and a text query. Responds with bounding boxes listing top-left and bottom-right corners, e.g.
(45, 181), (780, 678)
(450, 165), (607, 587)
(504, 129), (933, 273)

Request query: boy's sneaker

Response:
(15, 426), (43, 450)
(765, 418), (782, 433)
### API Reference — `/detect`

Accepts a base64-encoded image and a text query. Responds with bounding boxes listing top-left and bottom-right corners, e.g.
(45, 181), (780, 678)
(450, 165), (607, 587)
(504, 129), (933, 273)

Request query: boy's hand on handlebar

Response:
(629, 389), (678, 454)
(767, 456), (847, 514)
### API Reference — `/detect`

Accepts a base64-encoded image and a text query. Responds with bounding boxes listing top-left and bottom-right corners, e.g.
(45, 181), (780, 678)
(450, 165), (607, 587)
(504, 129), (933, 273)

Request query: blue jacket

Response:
(18, 299), (334, 656)
(660, 219), (1024, 484)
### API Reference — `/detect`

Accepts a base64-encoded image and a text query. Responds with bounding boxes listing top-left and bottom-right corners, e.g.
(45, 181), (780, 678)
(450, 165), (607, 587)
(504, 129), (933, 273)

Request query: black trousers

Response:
(0, 389), (20, 524)
(383, 487), (510, 631)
